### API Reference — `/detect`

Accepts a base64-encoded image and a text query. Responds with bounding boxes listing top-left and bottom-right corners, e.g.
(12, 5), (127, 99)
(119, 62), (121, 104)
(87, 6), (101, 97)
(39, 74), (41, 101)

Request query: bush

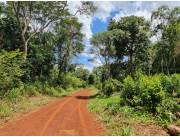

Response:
(0, 50), (24, 96)
(4, 87), (24, 102)
(60, 73), (84, 89)
(122, 76), (138, 105)
(43, 85), (61, 97)
(160, 74), (180, 96)
(156, 98), (180, 122)
(139, 75), (165, 112)
(170, 74), (180, 96)
(122, 74), (165, 112)
(24, 84), (40, 97)
(102, 78), (122, 96)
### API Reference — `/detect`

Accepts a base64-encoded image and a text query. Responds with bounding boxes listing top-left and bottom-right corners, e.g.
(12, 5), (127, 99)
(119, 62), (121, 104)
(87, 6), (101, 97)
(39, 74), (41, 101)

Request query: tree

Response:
(108, 16), (150, 76)
(90, 29), (128, 79)
(0, 50), (25, 95)
(54, 18), (84, 76)
(151, 6), (180, 74)
(88, 74), (95, 85)
(4, 1), (96, 58)
(73, 67), (90, 82)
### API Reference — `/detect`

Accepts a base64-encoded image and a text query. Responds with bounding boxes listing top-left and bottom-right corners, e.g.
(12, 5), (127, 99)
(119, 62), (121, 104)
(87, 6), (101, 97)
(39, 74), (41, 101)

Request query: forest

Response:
(0, 1), (179, 136)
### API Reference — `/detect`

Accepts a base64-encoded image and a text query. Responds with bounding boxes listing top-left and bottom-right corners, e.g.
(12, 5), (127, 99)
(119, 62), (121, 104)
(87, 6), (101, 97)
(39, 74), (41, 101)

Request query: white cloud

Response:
(68, 1), (180, 70)
(113, 10), (152, 21)
(67, 1), (94, 40)
(93, 1), (116, 22)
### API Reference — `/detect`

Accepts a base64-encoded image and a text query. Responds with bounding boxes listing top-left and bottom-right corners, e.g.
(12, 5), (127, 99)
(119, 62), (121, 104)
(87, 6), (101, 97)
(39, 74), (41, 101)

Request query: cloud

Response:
(68, 1), (180, 71)
(93, 1), (116, 22)
(113, 10), (152, 21)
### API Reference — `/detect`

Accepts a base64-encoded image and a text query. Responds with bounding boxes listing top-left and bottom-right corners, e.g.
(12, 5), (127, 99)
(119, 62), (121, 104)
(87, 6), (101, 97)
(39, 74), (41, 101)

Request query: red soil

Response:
(0, 89), (104, 136)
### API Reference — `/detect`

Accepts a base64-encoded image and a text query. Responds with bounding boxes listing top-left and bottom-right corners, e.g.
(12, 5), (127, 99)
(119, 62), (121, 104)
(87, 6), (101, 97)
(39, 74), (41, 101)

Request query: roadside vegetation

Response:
(0, 1), (96, 123)
(89, 5), (180, 136)
(0, 1), (179, 136)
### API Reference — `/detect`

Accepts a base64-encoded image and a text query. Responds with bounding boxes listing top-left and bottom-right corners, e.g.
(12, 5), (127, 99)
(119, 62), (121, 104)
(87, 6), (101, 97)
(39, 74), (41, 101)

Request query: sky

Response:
(67, 1), (180, 72)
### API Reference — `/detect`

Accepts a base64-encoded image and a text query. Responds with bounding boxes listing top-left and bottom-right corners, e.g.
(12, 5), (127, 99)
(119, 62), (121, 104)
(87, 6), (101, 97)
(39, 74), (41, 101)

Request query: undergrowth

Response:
(88, 88), (168, 136)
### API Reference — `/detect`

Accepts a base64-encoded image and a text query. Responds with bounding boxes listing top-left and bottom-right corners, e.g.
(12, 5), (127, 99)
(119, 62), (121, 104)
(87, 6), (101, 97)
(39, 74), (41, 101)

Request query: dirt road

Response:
(0, 89), (104, 136)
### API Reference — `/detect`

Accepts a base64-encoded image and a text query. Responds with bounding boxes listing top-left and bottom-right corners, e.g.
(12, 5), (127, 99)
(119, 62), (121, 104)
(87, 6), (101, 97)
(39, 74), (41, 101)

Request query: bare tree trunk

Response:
(161, 58), (164, 74)
(173, 57), (176, 73)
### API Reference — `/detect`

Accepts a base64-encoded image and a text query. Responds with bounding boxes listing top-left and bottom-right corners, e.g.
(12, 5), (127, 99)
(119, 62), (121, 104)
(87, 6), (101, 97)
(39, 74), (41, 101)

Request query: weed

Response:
(121, 126), (133, 136)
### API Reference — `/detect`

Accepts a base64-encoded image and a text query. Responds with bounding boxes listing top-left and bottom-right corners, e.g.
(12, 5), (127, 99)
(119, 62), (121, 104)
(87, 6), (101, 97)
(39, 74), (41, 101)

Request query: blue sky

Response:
(69, 1), (180, 72)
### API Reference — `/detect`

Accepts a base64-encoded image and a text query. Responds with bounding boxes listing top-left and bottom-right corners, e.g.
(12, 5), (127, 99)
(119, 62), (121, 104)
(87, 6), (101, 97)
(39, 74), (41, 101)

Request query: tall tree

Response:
(90, 29), (127, 79)
(4, 1), (96, 58)
(54, 18), (84, 76)
(151, 6), (180, 74)
(108, 16), (150, 76)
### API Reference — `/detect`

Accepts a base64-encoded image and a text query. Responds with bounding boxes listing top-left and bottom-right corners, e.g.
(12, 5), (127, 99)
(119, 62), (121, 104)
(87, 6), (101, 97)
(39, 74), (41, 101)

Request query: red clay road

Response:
(0, 89), (104, 136)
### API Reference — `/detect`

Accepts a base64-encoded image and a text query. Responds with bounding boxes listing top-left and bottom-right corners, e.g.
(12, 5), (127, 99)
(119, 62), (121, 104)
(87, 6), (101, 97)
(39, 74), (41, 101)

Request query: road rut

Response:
(0, 89), (104, 136)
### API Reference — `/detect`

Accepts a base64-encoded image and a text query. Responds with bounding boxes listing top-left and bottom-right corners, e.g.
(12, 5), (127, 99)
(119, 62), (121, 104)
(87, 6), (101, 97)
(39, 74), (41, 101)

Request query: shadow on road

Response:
(75, 93), (99, 100)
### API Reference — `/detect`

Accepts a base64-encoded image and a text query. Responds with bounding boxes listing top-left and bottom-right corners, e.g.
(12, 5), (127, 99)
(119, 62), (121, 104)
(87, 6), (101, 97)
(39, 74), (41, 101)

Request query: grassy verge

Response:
(0, 87), (80, 125)
(88, 88), (168, 136)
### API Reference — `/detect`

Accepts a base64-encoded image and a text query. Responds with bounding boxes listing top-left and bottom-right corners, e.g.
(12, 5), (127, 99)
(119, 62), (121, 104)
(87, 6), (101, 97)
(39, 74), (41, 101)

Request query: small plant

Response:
(121, 126), (133, 136)
(0, 103), (12, 118)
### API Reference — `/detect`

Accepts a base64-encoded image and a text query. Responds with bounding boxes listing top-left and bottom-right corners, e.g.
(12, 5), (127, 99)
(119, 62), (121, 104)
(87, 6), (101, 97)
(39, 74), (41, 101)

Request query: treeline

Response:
(90, 6), (180, 126)
(0, 1), (96, 99)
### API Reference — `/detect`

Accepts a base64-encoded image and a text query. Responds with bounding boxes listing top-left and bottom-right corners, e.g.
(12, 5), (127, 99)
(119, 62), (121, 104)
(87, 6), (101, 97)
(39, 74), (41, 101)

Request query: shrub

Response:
(102, 78), (122, 96)
(24, 84), (40, 97)
(160, 74), (180, 96)
(138, 75), (165, 112)
(170, 74), (180, 96)
(60, 73), (84, 89)
(156, 98), (180, 122)
(122, 76), (138, 105)
(4, 85), (24, 102)
(43, 85), (60, 97)
(0, 50), (24, 96)
(122, 74), (165, 112)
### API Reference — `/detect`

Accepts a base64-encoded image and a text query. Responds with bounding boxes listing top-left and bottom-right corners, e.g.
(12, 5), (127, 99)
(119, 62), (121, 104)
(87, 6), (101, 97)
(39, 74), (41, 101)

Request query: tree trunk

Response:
(161, 58), (164, 74)
(129, 53), (133, 76)
(24, 41), (28, 59)
(173, 57), (176, 73)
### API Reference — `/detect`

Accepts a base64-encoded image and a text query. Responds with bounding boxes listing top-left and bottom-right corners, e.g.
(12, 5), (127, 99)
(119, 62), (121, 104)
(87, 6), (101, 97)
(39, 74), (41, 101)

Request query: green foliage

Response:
(24, 84), (40, 97)
(121, 126), (133, 136)
(0, 50), (24, 96)
(156, 98), (180, 123)
(60, 73), (85, 89)
(88, 74), (95, 85)
(43, 85), (61, 97)
(102, 78), (122, 96)
(160, 74), (180, 96)
(122, 74), (165, 112)
(4, 86), (24, 102)
(0, 103), (12, 118)
(0, 16), (22, 51)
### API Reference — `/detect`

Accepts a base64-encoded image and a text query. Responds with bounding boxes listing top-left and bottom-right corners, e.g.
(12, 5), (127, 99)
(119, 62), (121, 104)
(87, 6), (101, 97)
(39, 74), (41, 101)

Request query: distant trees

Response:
(91, 5), (180, 84)
(151, 6), (180, 74)
(91, 16), (150, 79)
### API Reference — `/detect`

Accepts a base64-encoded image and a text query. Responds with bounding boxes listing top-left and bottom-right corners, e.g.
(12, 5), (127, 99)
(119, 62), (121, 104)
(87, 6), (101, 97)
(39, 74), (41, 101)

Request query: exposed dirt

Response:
(0, 89), (105, 136)
(134, 123), (168, 136)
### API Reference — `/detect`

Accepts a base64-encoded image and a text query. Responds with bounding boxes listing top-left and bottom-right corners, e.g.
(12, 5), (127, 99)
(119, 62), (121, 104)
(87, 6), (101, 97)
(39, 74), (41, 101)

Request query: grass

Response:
(88, 88), (168, 136)
(0, 87), (81, 125)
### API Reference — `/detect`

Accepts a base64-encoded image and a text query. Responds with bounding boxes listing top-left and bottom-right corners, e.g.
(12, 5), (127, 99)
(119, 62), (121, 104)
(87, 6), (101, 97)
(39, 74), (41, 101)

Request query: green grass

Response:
(88, 88), (167, 136)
